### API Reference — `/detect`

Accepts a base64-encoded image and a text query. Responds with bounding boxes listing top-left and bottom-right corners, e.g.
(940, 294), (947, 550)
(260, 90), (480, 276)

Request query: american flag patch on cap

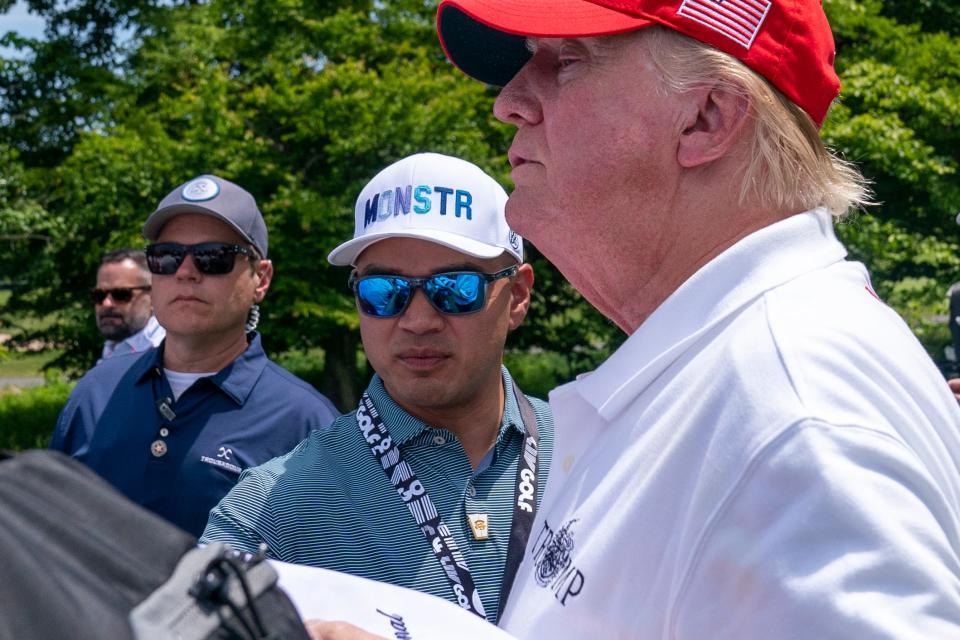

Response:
(678, 0), (772, 49)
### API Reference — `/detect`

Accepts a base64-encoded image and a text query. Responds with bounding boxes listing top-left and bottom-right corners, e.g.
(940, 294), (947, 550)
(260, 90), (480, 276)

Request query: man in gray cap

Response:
(50, 174), (340, 537)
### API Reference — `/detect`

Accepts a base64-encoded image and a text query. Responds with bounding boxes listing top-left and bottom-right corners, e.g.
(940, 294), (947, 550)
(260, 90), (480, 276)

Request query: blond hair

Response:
(630, 27), (872, 217)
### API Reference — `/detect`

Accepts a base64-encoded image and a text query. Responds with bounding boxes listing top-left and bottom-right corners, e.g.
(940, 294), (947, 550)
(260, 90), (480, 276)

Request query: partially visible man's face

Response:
(95, 259), (153, 341)
(150, 213), (272, 342)
(492, 34), (683, 294)
(355, 237), (532, 423)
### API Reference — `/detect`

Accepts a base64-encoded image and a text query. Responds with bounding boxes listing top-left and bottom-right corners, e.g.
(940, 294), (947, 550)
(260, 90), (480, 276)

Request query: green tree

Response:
(879, 0), (960, 36)
(825, 0), (960, 367)
(1, 0), (622, 408)
(6, 0), (957, 411)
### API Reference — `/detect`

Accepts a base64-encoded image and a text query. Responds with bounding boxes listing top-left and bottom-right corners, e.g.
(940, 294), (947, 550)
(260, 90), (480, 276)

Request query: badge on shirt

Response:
(467, 513), (489, 540)
(150, 440), (167, 457)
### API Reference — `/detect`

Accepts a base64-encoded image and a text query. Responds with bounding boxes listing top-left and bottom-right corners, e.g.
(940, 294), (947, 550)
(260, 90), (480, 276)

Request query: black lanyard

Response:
(356, 381), (540, 621)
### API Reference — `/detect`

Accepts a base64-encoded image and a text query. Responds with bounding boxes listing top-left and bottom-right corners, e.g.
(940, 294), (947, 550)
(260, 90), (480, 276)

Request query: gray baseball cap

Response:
(143, 175), (269, 258)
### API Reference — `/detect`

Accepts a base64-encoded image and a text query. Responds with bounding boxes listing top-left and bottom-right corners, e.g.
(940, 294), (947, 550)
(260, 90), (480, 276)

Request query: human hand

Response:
(304, 619), (387, 640)
(948, 378), (960, 402)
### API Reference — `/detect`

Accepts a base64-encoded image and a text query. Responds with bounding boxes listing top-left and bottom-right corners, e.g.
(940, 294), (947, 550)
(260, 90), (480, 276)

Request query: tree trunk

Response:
(319, 326), (365, 413)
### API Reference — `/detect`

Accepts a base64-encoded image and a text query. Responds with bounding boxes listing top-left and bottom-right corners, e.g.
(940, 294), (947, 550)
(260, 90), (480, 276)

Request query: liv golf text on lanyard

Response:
(356, 384), (539, 620)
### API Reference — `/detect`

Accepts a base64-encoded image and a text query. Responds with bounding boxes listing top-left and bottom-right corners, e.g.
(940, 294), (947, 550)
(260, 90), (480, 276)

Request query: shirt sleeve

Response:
(672, 420), (960, 640)
(48, 410), (69, 452)
(312, 394), (341, 430)
(200, 466), (274, 555)
(48, 393), (80, 453)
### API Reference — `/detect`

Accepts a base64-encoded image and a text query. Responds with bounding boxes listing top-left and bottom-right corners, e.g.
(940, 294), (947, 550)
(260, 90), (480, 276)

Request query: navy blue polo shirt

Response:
(50, 333), (339, 537)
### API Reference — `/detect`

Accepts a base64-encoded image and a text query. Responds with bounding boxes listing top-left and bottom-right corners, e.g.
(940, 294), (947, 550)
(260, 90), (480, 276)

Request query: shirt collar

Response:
(101, 315), (164, 359)
(498, 366), (530, 441)
(141, 315), (165, 343)
(132, 346), (165, 385)
(364, 365), (527, 446)
(576, 209), (848, 420)
(133, 332), (268, 406)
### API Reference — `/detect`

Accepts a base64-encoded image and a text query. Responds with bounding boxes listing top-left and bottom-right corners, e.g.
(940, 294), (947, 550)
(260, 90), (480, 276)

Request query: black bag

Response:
(0, 449), (309, 640)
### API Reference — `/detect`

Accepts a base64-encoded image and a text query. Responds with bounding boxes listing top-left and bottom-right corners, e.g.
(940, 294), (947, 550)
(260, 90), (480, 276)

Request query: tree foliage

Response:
(1, 0), (958, 408)
(825, 0), (960, 366)
(0, 0), (618, 407)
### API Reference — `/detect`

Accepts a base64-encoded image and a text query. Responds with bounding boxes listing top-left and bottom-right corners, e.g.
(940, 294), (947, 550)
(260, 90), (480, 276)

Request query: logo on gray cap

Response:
(181, 177), (220, 202)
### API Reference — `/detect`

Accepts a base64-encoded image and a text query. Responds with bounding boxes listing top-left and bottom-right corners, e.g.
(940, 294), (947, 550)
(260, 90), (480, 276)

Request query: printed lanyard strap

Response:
(356, 381), (539, 622)
(498, 379), (539, 618)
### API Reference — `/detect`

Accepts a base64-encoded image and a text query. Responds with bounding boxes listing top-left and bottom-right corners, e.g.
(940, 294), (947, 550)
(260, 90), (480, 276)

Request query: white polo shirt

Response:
(499, 210), (960, 639)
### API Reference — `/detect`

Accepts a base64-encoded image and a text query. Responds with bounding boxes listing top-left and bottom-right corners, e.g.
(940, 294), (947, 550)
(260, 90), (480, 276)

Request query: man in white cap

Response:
(202, 153), (552, 624)
(431, 1), (960, 639)
(51, 174), (339, 537)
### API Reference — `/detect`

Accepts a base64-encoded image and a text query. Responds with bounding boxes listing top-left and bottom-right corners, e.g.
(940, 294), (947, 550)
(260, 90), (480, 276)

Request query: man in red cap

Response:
(430, 1), (960, 638)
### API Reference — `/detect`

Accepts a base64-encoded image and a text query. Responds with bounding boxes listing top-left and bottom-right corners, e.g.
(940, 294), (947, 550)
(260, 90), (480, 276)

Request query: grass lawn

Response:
(2, 288), (68, 382)
(0, 350), (62, 378)
(1, 288), (66, 335)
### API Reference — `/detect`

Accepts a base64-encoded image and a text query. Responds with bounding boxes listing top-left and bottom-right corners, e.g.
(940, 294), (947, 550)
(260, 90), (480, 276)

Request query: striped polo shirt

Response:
(201, 366), (553, 622)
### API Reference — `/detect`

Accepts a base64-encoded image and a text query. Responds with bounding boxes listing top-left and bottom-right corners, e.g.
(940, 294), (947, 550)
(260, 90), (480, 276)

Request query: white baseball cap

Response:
(327, 152), (523, 266)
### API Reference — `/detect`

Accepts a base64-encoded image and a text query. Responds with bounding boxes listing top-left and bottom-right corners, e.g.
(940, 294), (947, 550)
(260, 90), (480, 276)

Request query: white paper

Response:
(271, 560), (517, 639)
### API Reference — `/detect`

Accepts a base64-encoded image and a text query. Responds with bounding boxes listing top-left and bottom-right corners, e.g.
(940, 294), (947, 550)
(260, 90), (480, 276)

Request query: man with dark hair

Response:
(203, 153), (552, 625)
(93, 247), (165, 362)
(51, 175), (339, 537)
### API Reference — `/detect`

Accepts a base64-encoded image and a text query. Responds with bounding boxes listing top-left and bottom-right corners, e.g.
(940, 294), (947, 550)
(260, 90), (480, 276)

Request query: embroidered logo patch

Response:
(678, 0), (772, 49)
(200, 447), (242, 474)
(508, 230), (521, 252)
(531, 519), (585, 606)
(362, 185), (474, 228)
(181, 177), (220, 202)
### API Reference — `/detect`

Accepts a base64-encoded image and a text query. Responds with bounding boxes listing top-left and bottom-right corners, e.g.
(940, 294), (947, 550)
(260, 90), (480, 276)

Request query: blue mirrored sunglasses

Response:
(349, 266), (518, 318)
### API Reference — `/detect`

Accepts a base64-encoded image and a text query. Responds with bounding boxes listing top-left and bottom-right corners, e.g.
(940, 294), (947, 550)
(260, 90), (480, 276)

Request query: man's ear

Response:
(508, 263), (535, 331)
(253, 259), (273, 303)
(677, 84), (750, 168)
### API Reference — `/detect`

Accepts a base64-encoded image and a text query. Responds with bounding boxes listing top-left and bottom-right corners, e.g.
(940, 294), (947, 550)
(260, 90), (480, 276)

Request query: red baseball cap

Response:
(437, 0), (840, 126)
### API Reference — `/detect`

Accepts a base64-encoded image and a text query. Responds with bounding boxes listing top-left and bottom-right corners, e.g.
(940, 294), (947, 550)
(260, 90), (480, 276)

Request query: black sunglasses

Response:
(349, 266), (518, 318)
(90, 286), (151, 304)
(145, 242), (257, 276)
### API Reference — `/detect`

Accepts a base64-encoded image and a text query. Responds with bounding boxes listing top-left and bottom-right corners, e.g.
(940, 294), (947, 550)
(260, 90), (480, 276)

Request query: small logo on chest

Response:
(200, 445), (242, 474)
(531, 518), (586, 606)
